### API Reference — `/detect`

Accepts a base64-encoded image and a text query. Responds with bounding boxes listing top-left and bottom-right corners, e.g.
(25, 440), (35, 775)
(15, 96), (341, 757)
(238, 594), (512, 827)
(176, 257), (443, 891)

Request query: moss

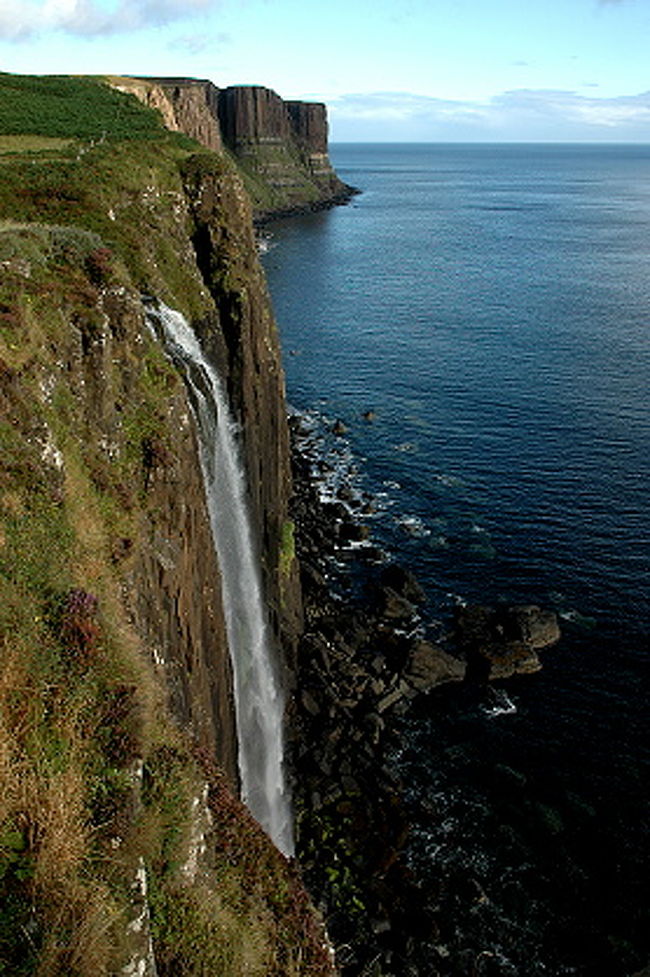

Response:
(279, 520), (296, 579)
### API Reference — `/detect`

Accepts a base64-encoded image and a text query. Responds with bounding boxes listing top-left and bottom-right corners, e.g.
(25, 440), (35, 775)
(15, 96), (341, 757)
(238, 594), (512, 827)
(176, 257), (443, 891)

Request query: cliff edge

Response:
(218, 85), (355, 220)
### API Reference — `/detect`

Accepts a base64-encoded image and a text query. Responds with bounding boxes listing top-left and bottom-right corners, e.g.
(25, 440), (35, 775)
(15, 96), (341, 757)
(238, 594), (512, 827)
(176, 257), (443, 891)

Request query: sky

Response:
(1, 0), (650, 141)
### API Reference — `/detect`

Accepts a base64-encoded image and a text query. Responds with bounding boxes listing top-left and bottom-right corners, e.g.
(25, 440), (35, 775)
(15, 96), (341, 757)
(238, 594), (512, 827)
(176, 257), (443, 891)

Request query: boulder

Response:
(404, 641), (466, 692)
(477, 642), (542, 680)
(504, 604), (561, 649)
(339, 520), (370, 544)
(376, 586), (416, 622)
(379, 563), (426, 605)
(455, 603), (559, 681)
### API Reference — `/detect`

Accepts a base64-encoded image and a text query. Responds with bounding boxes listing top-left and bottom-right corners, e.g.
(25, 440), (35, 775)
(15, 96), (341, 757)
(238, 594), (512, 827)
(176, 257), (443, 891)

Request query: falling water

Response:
(147, 302), (294, 856)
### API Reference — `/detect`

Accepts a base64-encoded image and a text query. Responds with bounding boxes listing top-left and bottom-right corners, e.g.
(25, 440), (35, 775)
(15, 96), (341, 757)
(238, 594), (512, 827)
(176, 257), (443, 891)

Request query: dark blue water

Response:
(262, 144), (650, 975)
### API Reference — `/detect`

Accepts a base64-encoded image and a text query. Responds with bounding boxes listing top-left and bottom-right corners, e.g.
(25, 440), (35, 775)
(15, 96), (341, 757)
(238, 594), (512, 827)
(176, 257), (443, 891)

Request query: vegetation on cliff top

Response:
(0, 72), (166, 141)
(0, 73), (332, 976)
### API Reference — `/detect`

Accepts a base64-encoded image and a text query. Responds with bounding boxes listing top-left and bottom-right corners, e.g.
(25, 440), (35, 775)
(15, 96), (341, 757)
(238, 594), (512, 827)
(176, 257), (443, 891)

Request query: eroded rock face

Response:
(112, 77), (223, 152)
(287, 101), (328, 155)
(77, 284), (240, 783)
(157, 79), (223, 153)
(218, 85), (292, 146)
(216, 84), (355, 218)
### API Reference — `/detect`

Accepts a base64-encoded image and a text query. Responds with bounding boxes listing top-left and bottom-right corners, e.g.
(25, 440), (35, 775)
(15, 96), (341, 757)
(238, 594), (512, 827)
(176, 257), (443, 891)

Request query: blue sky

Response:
(1, 0), (649, 141)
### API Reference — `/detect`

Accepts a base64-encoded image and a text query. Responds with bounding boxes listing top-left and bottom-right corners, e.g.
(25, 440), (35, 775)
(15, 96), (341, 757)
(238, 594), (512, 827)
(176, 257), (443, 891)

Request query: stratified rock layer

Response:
(218, 85), (353, 218)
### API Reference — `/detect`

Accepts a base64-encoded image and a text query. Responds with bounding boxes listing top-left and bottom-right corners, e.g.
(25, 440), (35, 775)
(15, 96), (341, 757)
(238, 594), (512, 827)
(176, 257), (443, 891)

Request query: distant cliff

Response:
(116, 76), (355, 221)
(217, 85), (353, 219)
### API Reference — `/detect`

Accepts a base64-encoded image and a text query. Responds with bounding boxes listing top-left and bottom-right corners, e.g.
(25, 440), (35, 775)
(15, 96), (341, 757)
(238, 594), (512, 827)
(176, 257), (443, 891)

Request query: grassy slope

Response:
(0, 73), (332, 977)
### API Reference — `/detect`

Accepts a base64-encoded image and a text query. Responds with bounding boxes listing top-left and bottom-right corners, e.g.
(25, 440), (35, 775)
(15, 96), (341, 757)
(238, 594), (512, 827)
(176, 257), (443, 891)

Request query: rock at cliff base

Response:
(379, 563), (426, 605)
(404, 640), (466, 691)
(375, 585), (416, 622)
(455, 603), (560, 681)
(505, 604), (561, 649)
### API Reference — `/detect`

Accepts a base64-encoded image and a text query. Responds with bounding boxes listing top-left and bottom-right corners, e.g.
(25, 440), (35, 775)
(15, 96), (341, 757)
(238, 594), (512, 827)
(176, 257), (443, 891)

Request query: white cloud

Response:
(329, 89), (650, 142)
(0, 0), (219, 39)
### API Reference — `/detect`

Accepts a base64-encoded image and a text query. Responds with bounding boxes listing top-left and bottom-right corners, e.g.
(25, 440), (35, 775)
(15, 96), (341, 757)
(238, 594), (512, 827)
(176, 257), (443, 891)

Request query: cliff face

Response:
(180, 153), (303, 666)
(218, 84), (291, 145)
(113, 75), (223, 152)
(287, 101), (328, 155)
(0, 72), (329, 976)
(217, 85), (353, 219)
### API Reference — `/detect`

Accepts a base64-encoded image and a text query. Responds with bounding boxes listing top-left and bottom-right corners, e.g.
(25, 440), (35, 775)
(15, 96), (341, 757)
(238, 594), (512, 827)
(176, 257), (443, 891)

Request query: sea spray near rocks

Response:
(148, 302), (294, 856)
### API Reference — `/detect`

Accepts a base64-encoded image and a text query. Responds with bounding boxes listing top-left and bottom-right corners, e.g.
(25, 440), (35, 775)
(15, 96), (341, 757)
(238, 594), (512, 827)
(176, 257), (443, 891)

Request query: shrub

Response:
(49, 589), (100, 666)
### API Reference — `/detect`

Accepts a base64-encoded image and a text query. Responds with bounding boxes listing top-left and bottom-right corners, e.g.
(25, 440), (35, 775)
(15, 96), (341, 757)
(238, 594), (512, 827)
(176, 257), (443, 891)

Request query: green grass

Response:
(228, 142), (323, 215)
(0, 73), (165, 142)
(0, 135), (73, 155)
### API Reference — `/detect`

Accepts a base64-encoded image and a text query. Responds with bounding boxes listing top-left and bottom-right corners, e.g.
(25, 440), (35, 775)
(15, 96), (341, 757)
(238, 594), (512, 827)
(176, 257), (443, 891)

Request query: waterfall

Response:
(147, 302), (294, 857)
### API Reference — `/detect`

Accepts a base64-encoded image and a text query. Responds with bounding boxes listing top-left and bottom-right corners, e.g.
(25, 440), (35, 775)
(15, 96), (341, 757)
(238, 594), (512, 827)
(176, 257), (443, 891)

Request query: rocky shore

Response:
(287, 412), (561, 976)
(253, 183), (361, 227)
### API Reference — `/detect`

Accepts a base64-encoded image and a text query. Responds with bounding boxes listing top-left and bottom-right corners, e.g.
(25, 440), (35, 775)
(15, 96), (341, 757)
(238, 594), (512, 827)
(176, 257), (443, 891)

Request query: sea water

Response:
(262, 144), (650, 974)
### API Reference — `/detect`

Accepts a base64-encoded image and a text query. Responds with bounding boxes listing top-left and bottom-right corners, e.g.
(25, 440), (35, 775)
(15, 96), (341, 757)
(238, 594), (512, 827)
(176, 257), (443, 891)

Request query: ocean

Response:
(261, 144), (650, 976)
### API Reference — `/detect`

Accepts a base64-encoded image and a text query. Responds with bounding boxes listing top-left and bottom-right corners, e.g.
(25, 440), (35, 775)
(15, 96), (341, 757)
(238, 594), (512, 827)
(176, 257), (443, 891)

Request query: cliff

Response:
(112, 75), (223, 153)
(218, 85), (354, 220)
(117, 77), (355, 221)
(0, 72), (331, 975)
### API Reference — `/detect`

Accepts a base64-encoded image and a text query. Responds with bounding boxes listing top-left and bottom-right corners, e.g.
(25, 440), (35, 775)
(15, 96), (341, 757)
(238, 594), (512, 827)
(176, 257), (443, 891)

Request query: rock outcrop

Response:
(179, 152), (303, 669)
(111, 75), (223, 152)
(456, 603), (561, 681)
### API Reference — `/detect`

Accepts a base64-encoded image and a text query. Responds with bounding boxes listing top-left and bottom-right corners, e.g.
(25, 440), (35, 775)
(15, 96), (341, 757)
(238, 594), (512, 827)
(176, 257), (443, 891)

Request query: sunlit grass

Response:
(0, 136), (73, 155)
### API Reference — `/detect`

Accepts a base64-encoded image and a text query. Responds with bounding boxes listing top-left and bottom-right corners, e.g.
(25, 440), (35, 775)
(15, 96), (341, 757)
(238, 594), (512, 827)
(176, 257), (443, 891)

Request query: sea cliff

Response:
(0, 71), (573, 977)
(0, 72), (333, 975)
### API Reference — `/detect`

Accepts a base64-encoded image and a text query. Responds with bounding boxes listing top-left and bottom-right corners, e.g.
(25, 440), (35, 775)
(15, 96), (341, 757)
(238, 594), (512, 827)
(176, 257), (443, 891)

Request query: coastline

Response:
(286, 409), (562, 976)
(254, 184), (361, 227)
